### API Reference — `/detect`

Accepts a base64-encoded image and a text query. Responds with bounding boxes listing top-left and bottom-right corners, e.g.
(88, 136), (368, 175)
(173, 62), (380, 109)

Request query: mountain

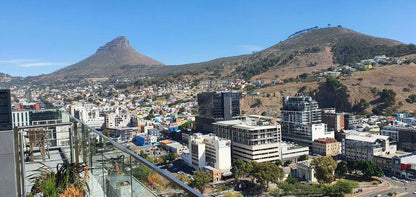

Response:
(40, 27), (411, 82)
(40, 36), (164, 80)
(153, 27), (406, 81)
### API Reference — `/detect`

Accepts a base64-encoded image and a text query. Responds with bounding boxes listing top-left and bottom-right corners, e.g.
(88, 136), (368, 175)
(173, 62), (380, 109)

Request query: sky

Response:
(1, 0), (415, 77)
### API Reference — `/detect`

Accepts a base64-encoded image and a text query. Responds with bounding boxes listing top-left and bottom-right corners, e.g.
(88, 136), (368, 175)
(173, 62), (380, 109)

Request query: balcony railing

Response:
(15, 109), (203, 197)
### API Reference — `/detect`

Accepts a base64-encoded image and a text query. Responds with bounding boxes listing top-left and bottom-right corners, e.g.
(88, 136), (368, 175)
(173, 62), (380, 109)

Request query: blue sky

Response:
(1, 1), (415, 77)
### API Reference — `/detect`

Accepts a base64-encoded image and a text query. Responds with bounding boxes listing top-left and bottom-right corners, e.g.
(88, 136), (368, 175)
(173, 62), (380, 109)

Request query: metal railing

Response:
(16, 109), (203, 197)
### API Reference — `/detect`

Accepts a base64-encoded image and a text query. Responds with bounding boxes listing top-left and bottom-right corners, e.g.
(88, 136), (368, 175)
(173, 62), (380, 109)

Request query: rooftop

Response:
(346, 133), (389, 143)
(314, 138), (338, 144)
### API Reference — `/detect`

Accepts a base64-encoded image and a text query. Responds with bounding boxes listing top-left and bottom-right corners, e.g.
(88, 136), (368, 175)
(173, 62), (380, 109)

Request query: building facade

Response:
(281, 96), (333, 145)
(185, 133), (231, 172)
(195, 92), (240, 133)
(312, 138), (340, 156)
(213, 118), (282, 163)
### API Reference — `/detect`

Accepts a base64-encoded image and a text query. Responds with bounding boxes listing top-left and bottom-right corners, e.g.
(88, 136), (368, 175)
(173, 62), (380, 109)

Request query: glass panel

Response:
(101, 139), (132, 196)
(86, 128), (106, 196)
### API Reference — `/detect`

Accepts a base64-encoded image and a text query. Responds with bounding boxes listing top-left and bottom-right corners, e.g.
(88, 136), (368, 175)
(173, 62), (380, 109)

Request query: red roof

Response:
(314, 138), (338, 144)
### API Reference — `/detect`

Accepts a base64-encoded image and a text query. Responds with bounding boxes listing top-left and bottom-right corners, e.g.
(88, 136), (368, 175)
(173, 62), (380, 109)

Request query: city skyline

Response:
(1, 0), (416, 76)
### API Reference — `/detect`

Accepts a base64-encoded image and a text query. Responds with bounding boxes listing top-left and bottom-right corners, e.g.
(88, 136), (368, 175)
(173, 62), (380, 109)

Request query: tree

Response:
(231, 159), (247, 183)
(352, 99), (369, 114)
(406, 94), (416, 103)
(313, 77), (352, 112)
(252, 162), (284, 189)
(284, 160), (293, 166)
(347, 160), (360, 174)
(311, 156), (337, 184)
(379, 89), (396, 106)
(360, 160), (383, 179)
(298, 154), (309, 161)
(335, 180), (359, 194)
(335, 161), (348, 178)
(190, 169), (211, 194)
(275, 159), (282, 166)
(176, 174), (190, 185)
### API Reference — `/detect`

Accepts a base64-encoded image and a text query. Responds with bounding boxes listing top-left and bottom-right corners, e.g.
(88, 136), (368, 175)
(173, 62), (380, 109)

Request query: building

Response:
(281, 96), (333, 145)
(290, 160), (317, 183)
(391, 153), (416, 179)
(12, 109), (61, 127)
(213, 117), (282, 163)
(134, 134), (158, 146)
(71, 104), (106, 128)
(0, 89), (18, 196)
(380, 126), (416, 152)
(312, 138), (340, 156)
(203, 166), (222, 184)
(105, 113), (131, 128)
(195, 92), (240, 133)
(343, 132), (395, 162)
(322, 109), (345, 132)
(184, 133), (231, 172)
(280, 142), (310, 162)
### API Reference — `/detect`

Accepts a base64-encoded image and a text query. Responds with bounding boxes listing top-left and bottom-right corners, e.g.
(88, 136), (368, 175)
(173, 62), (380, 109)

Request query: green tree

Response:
(335, 161), (348, 178)
(406, 94), (416, 103)
(284, 160), (293, 166)
(231, 159), (247, 183)
(379, 89), (396, 106)
(360, 160), (383, 179)
(298, 154), (309, 161)
(190, 169), (211, 194)
(335, 180), (359, 194)
(311, 156), (337, 184)
(352, 99), (369, 114)
(176, 174), (190, 185)
(252, 162), (284, 189)
(314, 77), (352, 112)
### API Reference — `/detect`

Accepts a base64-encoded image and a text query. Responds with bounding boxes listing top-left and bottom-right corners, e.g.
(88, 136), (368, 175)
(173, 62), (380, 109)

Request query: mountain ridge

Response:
(37, 27), (410, 82)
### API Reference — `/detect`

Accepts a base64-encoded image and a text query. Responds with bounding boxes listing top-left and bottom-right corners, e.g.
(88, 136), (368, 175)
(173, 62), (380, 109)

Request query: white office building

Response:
(213, 117), (282, 163)
(185, 133), (231, 172)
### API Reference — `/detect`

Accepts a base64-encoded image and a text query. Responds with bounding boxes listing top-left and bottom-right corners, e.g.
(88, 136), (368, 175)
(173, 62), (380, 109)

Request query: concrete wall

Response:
(0, 130), (17, 196)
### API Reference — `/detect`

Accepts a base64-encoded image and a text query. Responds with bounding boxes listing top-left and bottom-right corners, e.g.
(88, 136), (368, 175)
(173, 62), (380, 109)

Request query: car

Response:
(401, 180), (409, 183)
(413, 191), (416, 194)
(178, 171), (184, 174)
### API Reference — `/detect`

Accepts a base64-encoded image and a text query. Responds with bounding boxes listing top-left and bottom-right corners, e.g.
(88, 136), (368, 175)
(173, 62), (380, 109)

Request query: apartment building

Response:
(281, 96), (333, 145)
(184, 133), (231, 172)
(344, 132), (394, 161)
(312, 138), (340, 156)
(380, 126), (416, 152)
(213, 117), (282, 163)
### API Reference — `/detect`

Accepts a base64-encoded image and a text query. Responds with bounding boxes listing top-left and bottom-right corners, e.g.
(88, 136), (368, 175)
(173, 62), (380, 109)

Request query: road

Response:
(355, 177), (416, 197)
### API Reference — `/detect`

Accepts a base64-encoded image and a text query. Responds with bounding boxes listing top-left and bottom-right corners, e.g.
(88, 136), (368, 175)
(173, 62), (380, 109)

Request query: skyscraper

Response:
(195, 92), (240, 133)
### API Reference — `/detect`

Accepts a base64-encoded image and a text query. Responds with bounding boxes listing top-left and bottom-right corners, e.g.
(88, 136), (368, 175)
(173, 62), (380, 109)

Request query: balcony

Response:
(15, 109), (202, 197)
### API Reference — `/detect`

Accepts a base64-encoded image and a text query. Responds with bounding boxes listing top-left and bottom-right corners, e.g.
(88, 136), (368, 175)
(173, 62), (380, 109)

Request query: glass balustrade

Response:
(17, 110), (202, 197)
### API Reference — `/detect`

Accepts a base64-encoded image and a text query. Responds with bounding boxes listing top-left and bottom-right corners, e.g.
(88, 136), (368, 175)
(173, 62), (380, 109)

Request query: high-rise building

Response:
(195, 92), (240, 133)
(281, 96), (333, 145)
(0, 89), (12, 131)
(0, 89), (18, 196)
(213, 117), (282, 163)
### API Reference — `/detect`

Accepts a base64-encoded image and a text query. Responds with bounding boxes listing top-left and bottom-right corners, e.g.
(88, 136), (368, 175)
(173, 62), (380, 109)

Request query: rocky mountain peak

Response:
(97, 36), (132, 52)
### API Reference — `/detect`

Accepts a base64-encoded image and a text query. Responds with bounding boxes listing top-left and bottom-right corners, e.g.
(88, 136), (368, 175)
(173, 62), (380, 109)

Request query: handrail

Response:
(59, 109), (204, 197)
